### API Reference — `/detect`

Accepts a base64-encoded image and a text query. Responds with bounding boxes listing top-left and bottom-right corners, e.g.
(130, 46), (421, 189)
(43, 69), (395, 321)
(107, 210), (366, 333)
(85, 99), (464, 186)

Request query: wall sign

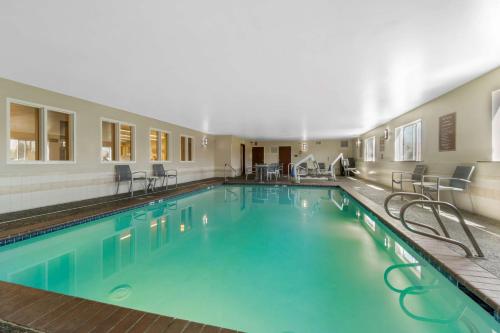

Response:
(439, 112), (456, 152)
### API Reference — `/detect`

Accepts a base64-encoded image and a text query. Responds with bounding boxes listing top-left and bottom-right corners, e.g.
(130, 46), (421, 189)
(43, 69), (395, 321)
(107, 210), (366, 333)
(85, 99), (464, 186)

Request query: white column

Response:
(493, 89), (500, 161)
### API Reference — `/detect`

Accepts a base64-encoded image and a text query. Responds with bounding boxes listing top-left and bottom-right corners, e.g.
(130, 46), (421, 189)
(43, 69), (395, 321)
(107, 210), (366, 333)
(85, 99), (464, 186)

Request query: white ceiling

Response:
(1, 1), (500, 140)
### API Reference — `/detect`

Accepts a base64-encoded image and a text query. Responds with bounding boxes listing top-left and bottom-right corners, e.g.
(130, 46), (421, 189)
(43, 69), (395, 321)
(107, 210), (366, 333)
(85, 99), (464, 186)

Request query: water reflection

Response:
(355, 208), (491, 332)
(0, 198), (201, 297)
(0, 186), (496, 332)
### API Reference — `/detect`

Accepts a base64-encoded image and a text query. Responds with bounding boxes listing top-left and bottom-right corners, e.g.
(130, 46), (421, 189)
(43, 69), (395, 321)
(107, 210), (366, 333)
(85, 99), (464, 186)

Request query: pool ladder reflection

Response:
(384, 263), (479, 332)
(384, 192), (484, 257)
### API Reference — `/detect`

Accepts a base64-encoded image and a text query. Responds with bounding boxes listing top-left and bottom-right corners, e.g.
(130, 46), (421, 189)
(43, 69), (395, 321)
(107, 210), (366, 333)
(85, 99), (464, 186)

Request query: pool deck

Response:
(0, 176), (499, 331)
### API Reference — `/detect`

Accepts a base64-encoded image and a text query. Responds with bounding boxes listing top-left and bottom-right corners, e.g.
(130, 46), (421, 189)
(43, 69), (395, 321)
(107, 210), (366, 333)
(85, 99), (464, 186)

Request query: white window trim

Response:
(179, 134), (195, 163)
(149, 127), (172, 163)
(6, 98), (77, 164)
(364, 136), (376, 162)
(100, 117), (136, 163)
(394, 119), (422, 162)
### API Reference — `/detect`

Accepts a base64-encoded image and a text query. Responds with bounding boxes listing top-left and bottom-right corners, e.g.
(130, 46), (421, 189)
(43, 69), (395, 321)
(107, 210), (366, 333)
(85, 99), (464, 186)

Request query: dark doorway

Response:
(279, 146), (292, 174)
(240, 144), (246, 175)
(252, 146), (264, 165)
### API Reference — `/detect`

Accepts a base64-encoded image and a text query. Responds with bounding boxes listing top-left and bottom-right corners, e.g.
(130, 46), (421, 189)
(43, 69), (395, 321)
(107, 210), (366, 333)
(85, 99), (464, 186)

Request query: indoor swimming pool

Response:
(0, 185), (498, 333)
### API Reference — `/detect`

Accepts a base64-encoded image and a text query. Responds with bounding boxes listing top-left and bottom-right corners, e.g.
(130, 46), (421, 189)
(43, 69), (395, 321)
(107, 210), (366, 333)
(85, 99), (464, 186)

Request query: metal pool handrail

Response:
(384, 192), (446, 236)
(224, 163), (239, 181)
(383, 192), (484, 258)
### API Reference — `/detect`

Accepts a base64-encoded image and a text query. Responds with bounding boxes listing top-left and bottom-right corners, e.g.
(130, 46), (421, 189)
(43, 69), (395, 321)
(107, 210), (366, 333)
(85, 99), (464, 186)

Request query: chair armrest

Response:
(132, 171), (147, 178)
(166, 169), (177, 176)
(422, 175), (440, 182)
(438, 177), (471, 183)
(392, 171), (417, 180)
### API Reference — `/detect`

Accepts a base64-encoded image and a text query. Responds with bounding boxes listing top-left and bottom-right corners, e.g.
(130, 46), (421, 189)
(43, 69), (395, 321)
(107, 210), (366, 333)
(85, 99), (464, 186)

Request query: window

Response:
(161, 132), (169, 161)
(150, 129), (170, 161)
(395, 120), (422, 161)
(9, 103), (41, 161)
(364, 136), (375, 162)
(47, 110), (73, 161)
(180, 135), (193, 161)
(101, 119), (135, 162)
(120, 124), (133, 161)
(150, 130), (159, 161)
(8, 100), (75, 163)
(101, 121), (117, 161)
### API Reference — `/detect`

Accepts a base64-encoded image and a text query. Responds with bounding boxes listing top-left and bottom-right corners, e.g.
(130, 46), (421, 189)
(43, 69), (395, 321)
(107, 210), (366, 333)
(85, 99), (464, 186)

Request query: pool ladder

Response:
(384, 192), (484, 258)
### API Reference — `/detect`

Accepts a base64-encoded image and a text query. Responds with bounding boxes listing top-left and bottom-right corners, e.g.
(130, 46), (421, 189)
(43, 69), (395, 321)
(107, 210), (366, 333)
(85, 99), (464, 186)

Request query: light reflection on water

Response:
(0, 185), (498, 333)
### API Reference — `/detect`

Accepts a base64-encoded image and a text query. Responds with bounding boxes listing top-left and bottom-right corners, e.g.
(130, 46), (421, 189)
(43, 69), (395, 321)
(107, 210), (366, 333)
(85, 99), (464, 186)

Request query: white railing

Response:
(292, 154), (316, 183)
(328, 153), (344, 181)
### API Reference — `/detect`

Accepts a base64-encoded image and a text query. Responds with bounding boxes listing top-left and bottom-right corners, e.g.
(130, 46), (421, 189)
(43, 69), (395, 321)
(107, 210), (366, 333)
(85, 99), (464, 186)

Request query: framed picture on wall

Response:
(439, 113), (456, 151)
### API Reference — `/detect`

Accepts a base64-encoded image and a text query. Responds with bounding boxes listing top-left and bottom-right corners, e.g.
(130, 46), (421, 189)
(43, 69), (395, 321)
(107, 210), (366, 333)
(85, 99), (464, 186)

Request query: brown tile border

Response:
(0, 282), (239, 333)
(0, 178), (225, 243)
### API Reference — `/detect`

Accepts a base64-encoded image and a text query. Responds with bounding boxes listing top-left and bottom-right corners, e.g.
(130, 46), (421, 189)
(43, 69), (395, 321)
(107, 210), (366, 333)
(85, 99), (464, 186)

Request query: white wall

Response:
(0, 77), (215, 213)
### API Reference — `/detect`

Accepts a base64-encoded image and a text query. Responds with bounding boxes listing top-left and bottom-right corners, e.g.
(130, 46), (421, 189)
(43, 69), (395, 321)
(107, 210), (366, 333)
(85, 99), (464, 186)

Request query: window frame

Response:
(6, 98), (77, 164)
(394, 119), (422, 162)
(100, 118), (136, 163)
(149, 127), (171, 162)
(179, 134), (195, 162)
(364, 136), (376, 162)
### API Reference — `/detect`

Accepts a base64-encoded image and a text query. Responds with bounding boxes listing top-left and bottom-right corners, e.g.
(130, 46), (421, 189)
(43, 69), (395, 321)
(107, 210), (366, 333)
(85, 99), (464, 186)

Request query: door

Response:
(252, 147), (264, 165)
(279, 146), (292, 174)
(240, 144), (246, 175)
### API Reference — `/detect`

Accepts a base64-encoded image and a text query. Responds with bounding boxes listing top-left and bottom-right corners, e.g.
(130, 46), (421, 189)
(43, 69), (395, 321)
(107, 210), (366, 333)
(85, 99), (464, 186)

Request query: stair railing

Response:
(384, 192), (484, 257)
(224, 163), (239, 182)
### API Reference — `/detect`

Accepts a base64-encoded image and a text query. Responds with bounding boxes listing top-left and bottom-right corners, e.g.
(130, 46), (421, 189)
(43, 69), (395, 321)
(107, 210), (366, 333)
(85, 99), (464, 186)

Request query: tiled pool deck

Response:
(0, 176), (499, 331)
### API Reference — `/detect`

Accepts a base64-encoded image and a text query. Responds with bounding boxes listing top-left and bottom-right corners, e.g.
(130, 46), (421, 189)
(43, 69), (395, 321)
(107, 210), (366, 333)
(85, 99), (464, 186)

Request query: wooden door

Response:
(252, 147), (264, 165)
(240, 144), (246, 175)
(278, 146), (292, 174)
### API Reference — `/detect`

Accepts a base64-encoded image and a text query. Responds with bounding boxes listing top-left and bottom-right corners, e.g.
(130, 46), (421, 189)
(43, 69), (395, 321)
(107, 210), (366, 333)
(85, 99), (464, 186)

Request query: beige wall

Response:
(355, 67), (500, 221)
(0, 78), (215, 213)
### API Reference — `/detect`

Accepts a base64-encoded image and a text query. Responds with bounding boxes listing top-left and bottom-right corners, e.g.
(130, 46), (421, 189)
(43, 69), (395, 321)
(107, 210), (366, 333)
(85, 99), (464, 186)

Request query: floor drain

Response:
(109, 284), (132, 301)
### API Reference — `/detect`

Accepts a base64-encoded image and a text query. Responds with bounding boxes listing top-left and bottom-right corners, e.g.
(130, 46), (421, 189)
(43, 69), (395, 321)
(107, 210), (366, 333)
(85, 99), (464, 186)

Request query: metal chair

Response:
(166, 169), (178, 189)
(245, 165), (255, 180)
(266, 163), (279, 181)
(152, 164), (168, 188)
(115, 165), (147, 197)
(392, 164), (427, 192)
(315, 162), (330, 176)
(414, 165), (475, 211)
(341, 158), (358, 177)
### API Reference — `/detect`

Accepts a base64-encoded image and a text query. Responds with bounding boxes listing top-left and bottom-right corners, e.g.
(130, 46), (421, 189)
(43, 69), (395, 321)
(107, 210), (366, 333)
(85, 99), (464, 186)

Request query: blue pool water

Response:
(0, 185), (498, 332)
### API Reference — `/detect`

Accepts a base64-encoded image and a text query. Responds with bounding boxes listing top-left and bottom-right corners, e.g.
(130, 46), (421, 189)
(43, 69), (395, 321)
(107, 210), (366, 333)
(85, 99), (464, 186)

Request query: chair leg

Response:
(116, 181), (120, 195)
(468, 191), (475, 213)
(166, 178), (169, 191)
(450, 190), (457, 207)
(175, 177), (178, 188)
(129, 180), (134, 197)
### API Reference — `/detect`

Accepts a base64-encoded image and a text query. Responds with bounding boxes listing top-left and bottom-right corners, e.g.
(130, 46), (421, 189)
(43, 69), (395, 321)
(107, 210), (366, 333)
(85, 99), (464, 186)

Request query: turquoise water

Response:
(0, 185), (498, 333)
